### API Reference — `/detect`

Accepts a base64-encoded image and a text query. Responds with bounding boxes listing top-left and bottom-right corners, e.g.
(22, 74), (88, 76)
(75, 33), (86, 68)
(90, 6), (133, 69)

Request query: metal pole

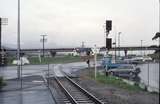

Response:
(41, 35), (47, 57)
(82, 41), (85, 48)
(159, 0), (160, 87)
(147, 62), (149, 87)
(0, 18), (1, 66)
(20, 57), (22, 89)
(94, 45), (97, 79)
(47, 52), (49, 87)
(43, 36), (44, 57)
(159, 0), (160, 32)
(0, 18), (1, 50)
(118, 32), (121, 57)
(115, 34), (117, 61)
(141, 40), (143, 56)
(103, 24), (106, 57)
(106, 31), (109, 55)
(17, 0), (21, 79)
(94, 53), (97, 79)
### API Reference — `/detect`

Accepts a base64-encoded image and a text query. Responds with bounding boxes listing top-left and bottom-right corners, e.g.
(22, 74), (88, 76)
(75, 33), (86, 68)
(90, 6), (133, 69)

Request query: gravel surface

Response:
(72, 67), (159, 104)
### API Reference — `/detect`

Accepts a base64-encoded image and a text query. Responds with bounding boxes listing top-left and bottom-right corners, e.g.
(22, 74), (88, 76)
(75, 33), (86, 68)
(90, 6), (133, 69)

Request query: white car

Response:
(12, 57), (30, 65)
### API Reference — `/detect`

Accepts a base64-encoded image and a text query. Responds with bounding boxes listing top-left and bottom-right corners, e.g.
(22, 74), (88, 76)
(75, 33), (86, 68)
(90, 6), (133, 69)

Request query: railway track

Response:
(50, 70), (104, 104)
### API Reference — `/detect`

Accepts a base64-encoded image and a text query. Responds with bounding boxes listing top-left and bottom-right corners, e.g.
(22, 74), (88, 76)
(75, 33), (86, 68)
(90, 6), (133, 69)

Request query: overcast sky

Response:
(0, 0), (159, 48)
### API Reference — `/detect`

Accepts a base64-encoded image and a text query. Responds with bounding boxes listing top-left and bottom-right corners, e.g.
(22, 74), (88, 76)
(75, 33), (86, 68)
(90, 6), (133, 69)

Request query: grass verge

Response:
(28, 56), (82, 64)
(90, 72), (143, 92)
(7, 55), (103, 65)
(0, 77), (6, 90)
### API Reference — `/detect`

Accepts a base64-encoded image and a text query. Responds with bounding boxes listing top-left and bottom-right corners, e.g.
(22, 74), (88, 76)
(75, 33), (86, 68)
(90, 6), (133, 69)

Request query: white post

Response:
(47, 52), (50, 87)
(92, 45), (99, 79)
(38, 51), (41, 63)
(94, 51), (97, 79)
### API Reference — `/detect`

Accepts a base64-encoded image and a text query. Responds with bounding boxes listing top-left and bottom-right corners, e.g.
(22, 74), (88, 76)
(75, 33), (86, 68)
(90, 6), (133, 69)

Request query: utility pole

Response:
(118, 32), (121, 57)
(40, 35), (47, 57)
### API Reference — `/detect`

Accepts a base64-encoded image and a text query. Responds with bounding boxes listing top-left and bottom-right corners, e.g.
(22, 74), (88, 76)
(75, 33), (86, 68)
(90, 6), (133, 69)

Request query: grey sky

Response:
(0, 0), (159, 48)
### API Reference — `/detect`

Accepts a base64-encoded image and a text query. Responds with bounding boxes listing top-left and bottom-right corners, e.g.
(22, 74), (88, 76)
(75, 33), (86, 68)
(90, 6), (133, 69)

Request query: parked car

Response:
(106, 65), (141, 79)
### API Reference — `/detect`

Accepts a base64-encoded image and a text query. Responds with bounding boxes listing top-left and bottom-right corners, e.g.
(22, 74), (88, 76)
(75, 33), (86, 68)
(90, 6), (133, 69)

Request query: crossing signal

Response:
(106, 38), (112, 49)
(106, 20), (112, 32)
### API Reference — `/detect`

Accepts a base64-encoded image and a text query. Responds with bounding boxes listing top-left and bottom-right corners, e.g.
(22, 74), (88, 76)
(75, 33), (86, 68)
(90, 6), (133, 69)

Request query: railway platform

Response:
(0, 75), (56, 104)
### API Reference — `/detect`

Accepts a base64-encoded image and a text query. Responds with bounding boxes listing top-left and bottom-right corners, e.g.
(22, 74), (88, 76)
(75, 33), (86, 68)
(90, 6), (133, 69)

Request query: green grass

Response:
(7, 57), (16, 65)
(0, 77), (6, 90)
(90, 72), (143, 92)
(148, 53), (160, 60)
(28, 56), (82, 64)
(6, 56), (82, 65)
(6, 55), (103, 65)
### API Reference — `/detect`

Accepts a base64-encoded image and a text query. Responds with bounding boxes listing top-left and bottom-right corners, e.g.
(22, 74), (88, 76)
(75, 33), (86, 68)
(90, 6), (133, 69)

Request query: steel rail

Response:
(54, 76), (78, 104)
(61, 70), (104, 104)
